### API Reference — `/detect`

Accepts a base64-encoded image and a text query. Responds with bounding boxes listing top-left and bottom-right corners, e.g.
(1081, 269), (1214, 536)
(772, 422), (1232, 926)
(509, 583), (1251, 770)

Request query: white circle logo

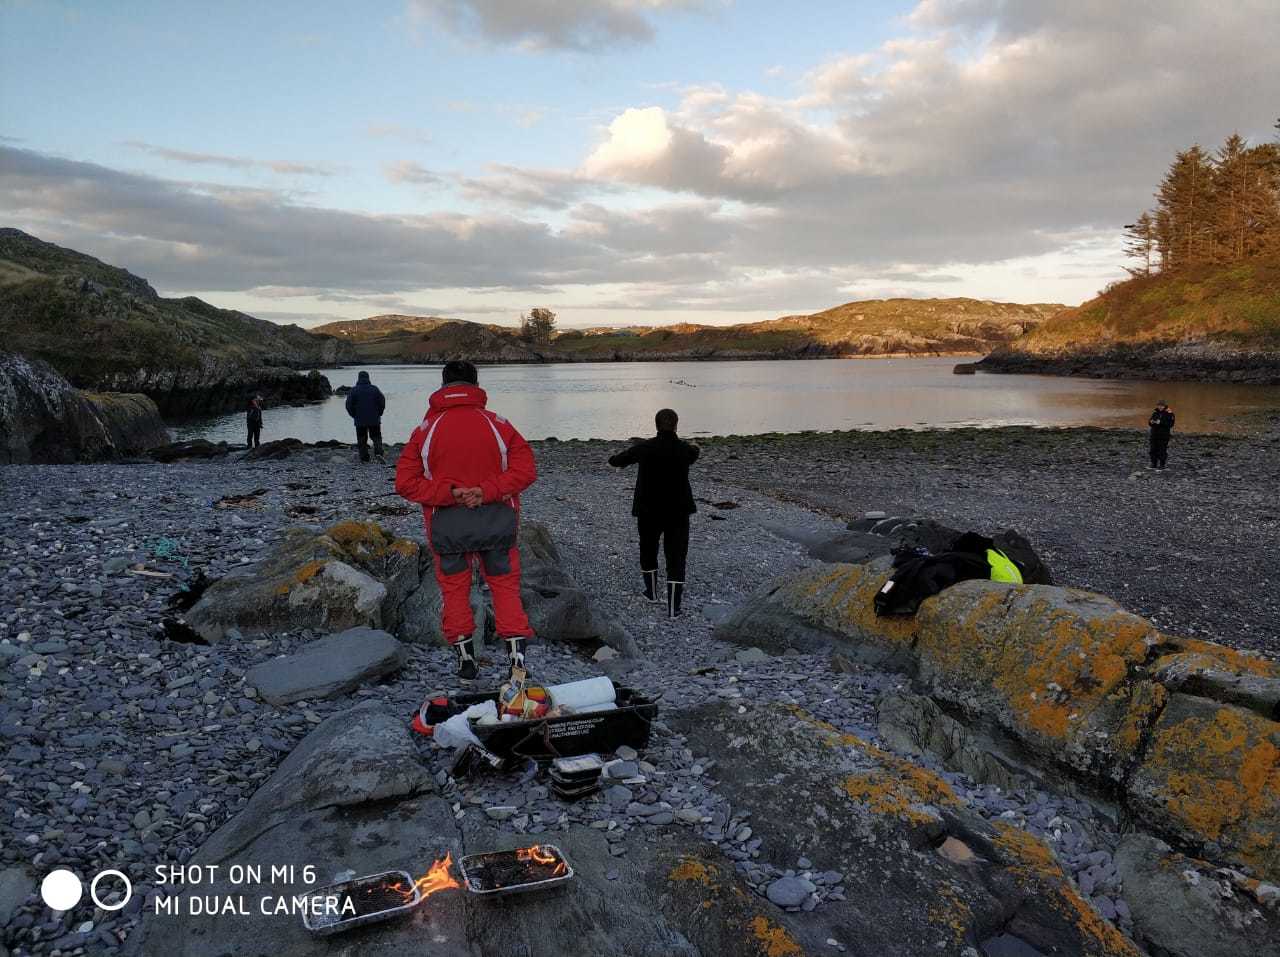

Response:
(40, 869), (83, 911)
(90, 870), (133, 912)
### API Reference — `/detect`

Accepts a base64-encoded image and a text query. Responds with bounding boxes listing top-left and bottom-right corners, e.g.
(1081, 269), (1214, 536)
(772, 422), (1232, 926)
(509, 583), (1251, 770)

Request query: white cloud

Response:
(123, 141), (339, 176)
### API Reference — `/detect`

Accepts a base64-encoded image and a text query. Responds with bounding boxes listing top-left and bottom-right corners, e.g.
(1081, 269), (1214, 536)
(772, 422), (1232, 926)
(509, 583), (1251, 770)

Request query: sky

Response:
(1, 0), (1277, 329)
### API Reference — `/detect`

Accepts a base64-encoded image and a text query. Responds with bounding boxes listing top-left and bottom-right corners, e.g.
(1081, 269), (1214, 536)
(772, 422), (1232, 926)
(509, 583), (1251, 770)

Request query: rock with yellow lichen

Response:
(186, 519), (422, 642)
(718, 558), (1280, 885)
(675, 700), (1141, 956)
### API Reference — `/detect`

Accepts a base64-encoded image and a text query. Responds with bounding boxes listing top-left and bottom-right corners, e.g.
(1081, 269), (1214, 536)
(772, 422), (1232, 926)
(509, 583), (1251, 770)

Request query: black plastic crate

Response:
(462, 686), (656, 762)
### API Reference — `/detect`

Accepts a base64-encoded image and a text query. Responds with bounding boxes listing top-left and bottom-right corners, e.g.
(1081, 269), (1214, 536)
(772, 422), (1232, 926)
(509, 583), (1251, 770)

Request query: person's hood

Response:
(357, 371), (371, 383)
(429, 382), (488, 413)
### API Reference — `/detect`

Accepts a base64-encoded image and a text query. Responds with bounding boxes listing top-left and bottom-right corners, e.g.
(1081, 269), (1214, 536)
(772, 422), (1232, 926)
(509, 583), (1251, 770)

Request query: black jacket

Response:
(609, 432), (699, 518)
(1148, 408), (1174, 436)
(245, 403), (263, 427)
(345, 374), (386, 427)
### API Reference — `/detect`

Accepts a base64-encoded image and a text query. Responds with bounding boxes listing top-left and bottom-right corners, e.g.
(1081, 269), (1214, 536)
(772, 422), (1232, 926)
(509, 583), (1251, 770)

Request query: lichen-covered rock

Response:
(1115, 833), (1280, 957)
(1128, 694), (1280, 881)
(721, 559), (1280, 882)
(913, 581), (1161, 778)
(185, 520), (421, 642)
(675, 701), (1140, 956)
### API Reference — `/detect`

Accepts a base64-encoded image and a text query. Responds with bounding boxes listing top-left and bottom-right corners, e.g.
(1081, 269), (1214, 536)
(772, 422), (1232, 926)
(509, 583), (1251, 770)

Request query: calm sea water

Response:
(175, 359), (1279, 443)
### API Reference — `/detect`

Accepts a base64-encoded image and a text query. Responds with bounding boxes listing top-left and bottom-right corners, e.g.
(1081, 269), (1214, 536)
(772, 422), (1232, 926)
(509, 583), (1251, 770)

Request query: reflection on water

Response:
(174, 359), (1280, 444)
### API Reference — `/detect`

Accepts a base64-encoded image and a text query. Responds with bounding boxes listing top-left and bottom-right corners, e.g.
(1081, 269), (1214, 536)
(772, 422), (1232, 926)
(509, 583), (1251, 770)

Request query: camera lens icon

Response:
(41, 869), (132, 912)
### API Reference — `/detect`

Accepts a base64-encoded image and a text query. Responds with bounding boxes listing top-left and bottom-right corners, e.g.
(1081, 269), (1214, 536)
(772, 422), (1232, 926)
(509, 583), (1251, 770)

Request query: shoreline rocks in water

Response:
(977, 342), (1280, 384)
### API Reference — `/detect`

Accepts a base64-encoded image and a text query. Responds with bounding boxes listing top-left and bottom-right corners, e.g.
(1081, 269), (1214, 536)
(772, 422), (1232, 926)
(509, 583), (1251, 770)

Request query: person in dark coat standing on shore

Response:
(1148, 400), (1175, 470)
(345, 371), (387, 463)
(608, 408), (700, 618)
(245, 395), (263, 449)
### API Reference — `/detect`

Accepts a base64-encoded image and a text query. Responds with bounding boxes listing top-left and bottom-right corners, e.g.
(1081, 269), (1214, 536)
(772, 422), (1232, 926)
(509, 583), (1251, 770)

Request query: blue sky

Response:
(2, 0), (1277, 327)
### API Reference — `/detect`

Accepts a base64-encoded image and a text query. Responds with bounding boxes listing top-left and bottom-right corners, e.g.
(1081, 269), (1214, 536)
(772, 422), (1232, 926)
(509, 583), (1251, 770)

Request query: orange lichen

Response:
(391, 539), (419, 558)
(273, 558), (329, 595)
(669, 858), (717, 887)
(993, 822), (1141, 956)
(927, 883), (972, 943)
(1150, 706), (1280, 856)
(748, 916), (803, 957)
(1157, 638), (1280, 678)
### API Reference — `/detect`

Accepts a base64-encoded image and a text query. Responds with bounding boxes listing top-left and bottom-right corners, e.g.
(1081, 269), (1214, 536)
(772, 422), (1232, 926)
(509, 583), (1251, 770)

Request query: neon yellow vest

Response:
(986, 548), (1023, 584)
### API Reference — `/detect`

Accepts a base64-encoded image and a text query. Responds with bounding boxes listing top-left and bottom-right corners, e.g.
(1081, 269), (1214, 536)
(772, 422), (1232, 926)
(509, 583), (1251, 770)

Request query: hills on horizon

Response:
(314, 298), (1063, 364)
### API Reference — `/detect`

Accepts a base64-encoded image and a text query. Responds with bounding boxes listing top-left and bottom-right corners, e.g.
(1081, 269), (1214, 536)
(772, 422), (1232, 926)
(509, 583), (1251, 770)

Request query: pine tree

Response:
(1156, 145), (1215, 269)
(1123, 212), (1157, 276)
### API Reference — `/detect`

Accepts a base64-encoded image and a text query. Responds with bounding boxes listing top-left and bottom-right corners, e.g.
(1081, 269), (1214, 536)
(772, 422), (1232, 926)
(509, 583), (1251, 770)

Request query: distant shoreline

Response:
(318, 351), (989, 368)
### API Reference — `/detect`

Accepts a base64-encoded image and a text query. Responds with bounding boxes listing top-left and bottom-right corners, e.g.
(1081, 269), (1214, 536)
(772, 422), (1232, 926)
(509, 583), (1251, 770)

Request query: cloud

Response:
(0, 145), (723, 297)
(383, 160), (445, 185)
(123, 141), (339, 176)
(407, 0), (718, 52)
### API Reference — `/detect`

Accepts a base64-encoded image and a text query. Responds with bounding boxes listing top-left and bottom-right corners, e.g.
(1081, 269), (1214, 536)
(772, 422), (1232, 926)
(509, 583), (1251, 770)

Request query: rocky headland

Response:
(0, 230), (354, 417)
(979, 258), (1280, 383)
(1, 427), (1277, 956)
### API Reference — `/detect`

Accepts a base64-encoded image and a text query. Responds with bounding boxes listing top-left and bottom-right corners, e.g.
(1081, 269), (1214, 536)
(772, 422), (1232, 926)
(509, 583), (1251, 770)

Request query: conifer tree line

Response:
(1124, 118), (1280, 275)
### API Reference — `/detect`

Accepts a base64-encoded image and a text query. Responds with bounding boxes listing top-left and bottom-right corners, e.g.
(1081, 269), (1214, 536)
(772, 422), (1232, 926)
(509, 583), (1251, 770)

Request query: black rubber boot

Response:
(453, 638), (478, 680)
(505, 637), (529, 676)
(642, 570), (658, 602)
(666, 581), (684, 619)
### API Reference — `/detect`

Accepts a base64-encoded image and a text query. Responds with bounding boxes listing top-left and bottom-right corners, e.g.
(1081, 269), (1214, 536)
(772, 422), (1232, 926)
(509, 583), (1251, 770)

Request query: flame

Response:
(517, 845), (567, 877)
(387, 852), (461, 903)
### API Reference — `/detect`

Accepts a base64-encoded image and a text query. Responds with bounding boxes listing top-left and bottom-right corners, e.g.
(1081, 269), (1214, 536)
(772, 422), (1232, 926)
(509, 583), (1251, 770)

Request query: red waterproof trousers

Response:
(425, 509), (532, 642)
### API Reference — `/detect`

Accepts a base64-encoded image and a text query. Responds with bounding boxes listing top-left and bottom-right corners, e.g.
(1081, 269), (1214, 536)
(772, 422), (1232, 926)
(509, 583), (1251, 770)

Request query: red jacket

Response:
(395, 383), (537, 512)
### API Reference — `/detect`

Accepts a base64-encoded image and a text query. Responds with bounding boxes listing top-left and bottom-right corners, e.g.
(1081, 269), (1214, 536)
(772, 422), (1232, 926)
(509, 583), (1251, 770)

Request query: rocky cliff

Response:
(0, 229), (356, 414)
(980, 258), (1280, 383)
(0, 352), (168, 463)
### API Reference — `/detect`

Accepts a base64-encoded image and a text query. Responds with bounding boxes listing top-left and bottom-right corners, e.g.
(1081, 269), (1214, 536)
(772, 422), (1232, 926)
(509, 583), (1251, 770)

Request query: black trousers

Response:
(638, 513), (689, 582)
(247, 425), (261, 448)
(356, 425), (383, 461)
(1149, 433), (1169, 469)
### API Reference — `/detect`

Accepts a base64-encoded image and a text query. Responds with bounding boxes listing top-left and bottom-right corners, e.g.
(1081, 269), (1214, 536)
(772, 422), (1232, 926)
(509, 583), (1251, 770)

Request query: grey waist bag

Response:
(430, 502), (518, 575)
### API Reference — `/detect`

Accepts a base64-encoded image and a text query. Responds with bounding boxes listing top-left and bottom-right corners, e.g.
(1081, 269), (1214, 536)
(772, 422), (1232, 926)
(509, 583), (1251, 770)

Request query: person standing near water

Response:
(394, 360), (538, 680)
(608, 408), (700, 618)
(345, 370), (387, 464)
(1148, 400), (1175, 470)
(245, 395), (263, 449)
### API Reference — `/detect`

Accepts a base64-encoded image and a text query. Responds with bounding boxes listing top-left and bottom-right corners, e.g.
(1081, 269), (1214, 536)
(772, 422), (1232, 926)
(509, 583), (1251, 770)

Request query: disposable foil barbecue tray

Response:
(459, 845), (574, 897)
(302, 869), (420, 936)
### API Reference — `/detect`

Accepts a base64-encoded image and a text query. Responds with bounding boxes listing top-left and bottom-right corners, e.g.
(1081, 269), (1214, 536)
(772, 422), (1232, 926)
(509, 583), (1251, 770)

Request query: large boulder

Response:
(1114, 833), (1280, 957)
(718, 559), (1280, 882)
(185, 520), (421, 642)
(81, 390), (169, 454)
(674, 701), (1140, 956)
(244, 627), (407, 705)
(0, 351), (166, 462)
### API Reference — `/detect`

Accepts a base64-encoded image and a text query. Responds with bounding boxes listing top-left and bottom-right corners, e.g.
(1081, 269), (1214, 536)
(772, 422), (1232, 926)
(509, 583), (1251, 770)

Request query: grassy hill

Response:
(0, 229), (355, 413)
(980, 258), (1280, 382)
(319, 298), (1061, 364)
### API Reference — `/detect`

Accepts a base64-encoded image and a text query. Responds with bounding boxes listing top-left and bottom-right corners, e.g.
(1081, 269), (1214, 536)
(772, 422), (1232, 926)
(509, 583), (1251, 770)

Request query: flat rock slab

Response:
(245, 627), (407, 705)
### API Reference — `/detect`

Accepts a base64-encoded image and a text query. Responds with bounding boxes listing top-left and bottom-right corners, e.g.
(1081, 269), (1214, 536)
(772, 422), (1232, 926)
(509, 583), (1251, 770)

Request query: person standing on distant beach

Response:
(1148, 400), (1175, 470)
(608, 408), (700, 618)
(245, 395), (263, 449)
(346, 371), (387, 464)
(395, 360), (538, 680)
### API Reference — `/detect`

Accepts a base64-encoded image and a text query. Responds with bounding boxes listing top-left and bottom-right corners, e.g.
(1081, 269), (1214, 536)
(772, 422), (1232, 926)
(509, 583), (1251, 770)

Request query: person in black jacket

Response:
(1148, 400), (1174, 470)
(345, 371), (387, 463)
(608, 408), (699, 617)
(245, 395), (263, 449)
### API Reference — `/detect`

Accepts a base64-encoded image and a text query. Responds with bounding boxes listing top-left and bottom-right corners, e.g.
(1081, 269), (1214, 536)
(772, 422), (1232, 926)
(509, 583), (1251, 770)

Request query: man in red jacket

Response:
(395, 360), (537, 679)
